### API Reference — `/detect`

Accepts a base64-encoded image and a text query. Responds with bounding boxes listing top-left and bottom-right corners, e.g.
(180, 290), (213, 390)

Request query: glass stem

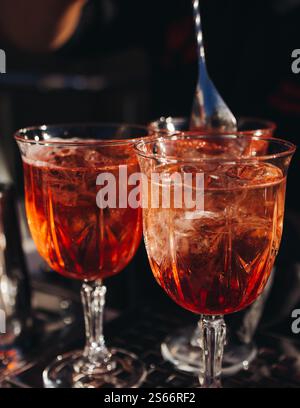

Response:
(79, 279), (114, 373)
(198, 315), (226, 388)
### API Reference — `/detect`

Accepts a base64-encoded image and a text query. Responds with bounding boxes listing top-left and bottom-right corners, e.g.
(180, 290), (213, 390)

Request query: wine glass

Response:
(148, 116), (277, 375)
(135, 133), (295, 387)
(149, 116), (276, 136)
(15, 124), (149, 388)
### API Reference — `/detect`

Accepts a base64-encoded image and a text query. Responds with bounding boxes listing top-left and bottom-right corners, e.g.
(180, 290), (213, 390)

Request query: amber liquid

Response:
(23, 153), (142, 281)
(143, 162), (286, 315)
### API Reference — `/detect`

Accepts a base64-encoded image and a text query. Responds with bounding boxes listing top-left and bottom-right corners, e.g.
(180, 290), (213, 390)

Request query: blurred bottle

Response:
(0, 182), (32, 346)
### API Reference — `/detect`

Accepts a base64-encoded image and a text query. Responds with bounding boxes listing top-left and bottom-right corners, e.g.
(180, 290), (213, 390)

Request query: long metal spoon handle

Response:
(193, 0), (205, 62)
(190, 0), (237, 131)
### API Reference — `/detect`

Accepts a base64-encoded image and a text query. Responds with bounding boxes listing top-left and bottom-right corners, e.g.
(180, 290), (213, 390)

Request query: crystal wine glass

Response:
(135, 133), (295, 387)
(148, 117), (277, 375)
(15, 124), (149, 388)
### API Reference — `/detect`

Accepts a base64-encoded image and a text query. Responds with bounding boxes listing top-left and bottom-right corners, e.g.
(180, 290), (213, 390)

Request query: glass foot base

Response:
(161, 326), (257, 376)
(43, 348), (147, 388)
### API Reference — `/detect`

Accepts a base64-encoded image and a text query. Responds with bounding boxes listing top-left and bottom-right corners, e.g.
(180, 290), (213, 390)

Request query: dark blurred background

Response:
(0, 0), (300, 326)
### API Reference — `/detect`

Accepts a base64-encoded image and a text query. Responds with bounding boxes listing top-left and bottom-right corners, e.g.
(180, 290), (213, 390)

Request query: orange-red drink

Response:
(23, 146), (142, 281)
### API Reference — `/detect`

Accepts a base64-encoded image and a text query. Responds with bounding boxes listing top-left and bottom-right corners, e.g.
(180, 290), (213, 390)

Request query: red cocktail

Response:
(16, 124), (148, 388)
(148, 116), (279, 375)
(23, 152), (141, 281)
(135, 134), (295, 387)
(146, 161), (285, 315)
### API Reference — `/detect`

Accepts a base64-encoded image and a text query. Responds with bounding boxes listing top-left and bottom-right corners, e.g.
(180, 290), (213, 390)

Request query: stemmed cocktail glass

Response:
(135, 133), (295, 387)
(15, 124), (149, 388)
(148, 117), (278, 375)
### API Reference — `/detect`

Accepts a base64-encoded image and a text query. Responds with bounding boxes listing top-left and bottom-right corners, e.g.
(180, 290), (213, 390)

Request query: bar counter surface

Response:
(1, 274), (300, 389)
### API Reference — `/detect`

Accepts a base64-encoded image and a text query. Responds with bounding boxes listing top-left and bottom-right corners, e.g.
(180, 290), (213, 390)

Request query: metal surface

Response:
(2, 299), (300, 388)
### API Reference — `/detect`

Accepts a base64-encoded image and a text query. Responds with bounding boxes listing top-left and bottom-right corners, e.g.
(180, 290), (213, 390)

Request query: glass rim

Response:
(134, 133), (296, 163)
(14, 122), (150, 147)
(148, 116), (277, 133)
(236, 116), (277, 131)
